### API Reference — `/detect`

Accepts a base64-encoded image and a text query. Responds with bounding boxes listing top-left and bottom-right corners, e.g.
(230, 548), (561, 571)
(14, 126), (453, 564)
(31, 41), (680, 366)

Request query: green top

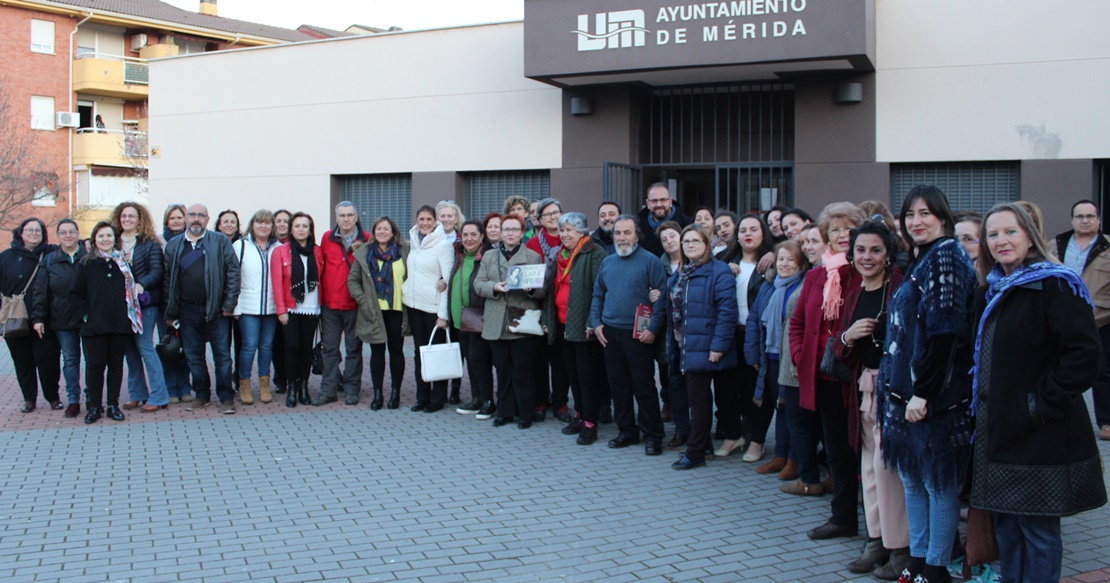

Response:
(450, 250), (477, 329)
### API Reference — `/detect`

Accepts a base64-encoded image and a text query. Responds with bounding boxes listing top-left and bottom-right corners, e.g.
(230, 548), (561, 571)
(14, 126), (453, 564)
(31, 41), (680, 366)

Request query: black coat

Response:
(0, 240), (55, 296)
(636, 203), (692, 257)
(970, 277), (1107, 516)
(128, 237), (164, 307)
(70, 256), (136, 337)
(29, 247), (87, 331)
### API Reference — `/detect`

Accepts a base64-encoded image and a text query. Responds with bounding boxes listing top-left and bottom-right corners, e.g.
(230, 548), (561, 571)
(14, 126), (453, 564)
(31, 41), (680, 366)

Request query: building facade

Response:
(1, 0), (336, 242)
(147, 0), (1110, 235)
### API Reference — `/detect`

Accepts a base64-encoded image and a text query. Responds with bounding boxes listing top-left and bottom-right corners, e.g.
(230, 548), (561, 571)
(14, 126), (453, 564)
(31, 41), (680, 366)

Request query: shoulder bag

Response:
(419, 326), (464, 382)
(0, 260), (42, 339)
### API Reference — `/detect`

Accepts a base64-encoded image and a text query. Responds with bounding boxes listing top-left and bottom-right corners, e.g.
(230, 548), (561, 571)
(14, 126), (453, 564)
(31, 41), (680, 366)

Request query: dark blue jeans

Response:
(56, 329), (83, 404)
(667, 357), (690, 434)
(993, 513), (1061, 583)
(179, 303), (234, 404)
(765, 359), (792, 459)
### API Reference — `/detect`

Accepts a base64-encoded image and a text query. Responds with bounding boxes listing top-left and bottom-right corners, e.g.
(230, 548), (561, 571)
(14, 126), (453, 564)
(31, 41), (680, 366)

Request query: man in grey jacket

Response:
(164, 204), (241, 414)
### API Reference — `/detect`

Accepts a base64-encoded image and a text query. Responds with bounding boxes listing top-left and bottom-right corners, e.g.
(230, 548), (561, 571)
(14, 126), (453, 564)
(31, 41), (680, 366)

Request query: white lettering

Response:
(773, 21), (786, 36)
(743, 22), (756, 38)
(657, 7), (670, 22)
(724, 21), (737, 40)
(792, 19), (806, 35)
(753, 0), (765, 15)
(732, 1), (746, 16)
(791, 0), (807, 12)
(761, 21), (767, 37)
(657, 29), (671, 44)
(668, 6), (680, 21)
(693, 4), (706, 19)
(703, 25), (719, 41)
(675, 28), (687, 43)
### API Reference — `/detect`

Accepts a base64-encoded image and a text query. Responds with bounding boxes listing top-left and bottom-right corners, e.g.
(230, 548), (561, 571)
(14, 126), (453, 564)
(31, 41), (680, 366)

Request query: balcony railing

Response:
(73, 53), (150, 98)
(74, 128), (148, 166)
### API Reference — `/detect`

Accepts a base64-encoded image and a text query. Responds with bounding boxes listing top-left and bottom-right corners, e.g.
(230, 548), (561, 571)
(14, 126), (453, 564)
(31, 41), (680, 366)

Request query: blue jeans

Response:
(238, 314), (277, 380)
(179, 303), (234, 404)
(157, 316), (191, 398)
(900, 457), (961, 567)
(993, 513), (1062, 583)
(56, 329), (83, 404)
(124, 305), (170, 406)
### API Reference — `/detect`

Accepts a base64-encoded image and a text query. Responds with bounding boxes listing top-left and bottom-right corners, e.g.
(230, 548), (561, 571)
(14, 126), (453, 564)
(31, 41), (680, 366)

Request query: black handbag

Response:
(311, 324), (324, 375)
(819, 335), (854, 383)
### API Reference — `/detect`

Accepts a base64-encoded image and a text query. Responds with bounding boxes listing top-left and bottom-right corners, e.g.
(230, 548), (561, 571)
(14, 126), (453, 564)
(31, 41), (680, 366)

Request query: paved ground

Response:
(1, 340), (1108, 583)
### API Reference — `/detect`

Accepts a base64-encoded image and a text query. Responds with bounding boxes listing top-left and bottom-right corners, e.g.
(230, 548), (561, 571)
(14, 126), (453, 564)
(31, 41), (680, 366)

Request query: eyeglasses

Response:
(647, 198), (670, 205)
(1074, 214), (1098, 221)
(681, 240), (704, 246)
(958, 235), (979, 244)
(57, 230), (79, 236)
(501, 227), (522, 233)
(22, 228), (42, 234)
(186, 212), (207, 218)
(540, 210), (561, 219)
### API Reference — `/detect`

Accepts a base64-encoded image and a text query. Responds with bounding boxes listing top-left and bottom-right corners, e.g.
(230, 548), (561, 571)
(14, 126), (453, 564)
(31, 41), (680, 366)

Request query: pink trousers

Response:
(860, 368), (910, 549)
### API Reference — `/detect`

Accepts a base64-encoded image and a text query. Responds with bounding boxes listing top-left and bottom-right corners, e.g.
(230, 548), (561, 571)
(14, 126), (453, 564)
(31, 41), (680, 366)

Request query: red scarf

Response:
(554, 236), (590, 324)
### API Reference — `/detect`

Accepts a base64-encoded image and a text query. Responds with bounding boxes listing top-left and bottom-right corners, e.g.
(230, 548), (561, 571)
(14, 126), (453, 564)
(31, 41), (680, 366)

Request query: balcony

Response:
(73, 128), (147, 168)
(73, 53), (149, 99)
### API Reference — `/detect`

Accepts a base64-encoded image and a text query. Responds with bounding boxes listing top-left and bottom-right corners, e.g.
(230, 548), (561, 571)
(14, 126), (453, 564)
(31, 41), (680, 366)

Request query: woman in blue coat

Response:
(668, 224), (739, 470)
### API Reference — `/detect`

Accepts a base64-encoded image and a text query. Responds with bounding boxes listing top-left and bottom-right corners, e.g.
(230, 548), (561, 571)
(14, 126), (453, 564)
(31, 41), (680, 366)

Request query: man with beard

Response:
(590, 215), (669, 455)
(591, 201), (621, 255)
(637, 183), (691, 257)
(163, 204), (241, 414)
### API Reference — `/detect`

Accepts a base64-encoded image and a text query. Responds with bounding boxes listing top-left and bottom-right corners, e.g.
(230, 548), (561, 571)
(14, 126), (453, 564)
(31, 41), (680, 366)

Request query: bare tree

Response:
(122, 102), (149, 198)
(0, 78), (66, 231)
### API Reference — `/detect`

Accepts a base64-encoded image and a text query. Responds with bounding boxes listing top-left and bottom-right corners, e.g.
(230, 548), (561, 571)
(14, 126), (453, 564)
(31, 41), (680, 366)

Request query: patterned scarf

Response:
(368, 242), (400, 305)
(290, 237), (318, 304)
(761, 271), (803, 355)
(101, 250), (142, 334)
(971, 261), (1090, 415)
(559, 236), (591, 278)
(669, 260), (700, 339)
(821, 248), (849, 321)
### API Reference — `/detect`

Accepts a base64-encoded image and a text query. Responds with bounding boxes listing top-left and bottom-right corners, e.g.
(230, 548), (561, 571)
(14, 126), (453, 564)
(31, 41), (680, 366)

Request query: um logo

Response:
(572, 10), (648, 51)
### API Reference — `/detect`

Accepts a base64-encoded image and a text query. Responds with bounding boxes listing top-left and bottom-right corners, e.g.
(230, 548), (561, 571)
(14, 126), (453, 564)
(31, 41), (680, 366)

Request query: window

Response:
(891, 162), (1020, 214)
(463, 170), (550, 220)
(31, 19), (55, 54)
(31, 173), (59, 207)
(30, 96), (55, 130)
(339, 174), (414, 234)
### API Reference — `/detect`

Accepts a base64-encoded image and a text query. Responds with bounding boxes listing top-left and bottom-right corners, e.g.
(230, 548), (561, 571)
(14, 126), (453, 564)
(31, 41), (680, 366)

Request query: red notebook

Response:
(632, 304), (653, 339)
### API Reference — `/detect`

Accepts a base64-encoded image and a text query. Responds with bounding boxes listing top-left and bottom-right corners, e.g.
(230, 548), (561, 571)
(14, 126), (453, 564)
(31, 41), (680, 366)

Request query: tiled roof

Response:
(48, 0), (316, 43)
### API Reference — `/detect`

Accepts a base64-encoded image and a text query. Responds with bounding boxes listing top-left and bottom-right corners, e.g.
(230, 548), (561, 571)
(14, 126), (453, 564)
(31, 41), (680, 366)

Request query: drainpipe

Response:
(68, 11), (94, 218)
(227, 35), (241, 48)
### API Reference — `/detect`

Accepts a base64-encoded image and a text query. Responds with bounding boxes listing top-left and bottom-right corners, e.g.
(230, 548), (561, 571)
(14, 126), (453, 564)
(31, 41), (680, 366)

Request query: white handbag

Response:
(419, 326), (464, 382)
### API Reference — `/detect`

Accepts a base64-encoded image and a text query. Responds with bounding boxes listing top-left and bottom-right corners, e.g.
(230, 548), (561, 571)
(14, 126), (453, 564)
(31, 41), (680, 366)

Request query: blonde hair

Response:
(976, 202), (1059, 286)
(816, 202), (866, 242)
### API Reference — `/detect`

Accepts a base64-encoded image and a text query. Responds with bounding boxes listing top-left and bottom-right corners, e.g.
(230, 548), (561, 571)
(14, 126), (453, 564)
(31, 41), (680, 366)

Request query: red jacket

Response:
(789, 263), (859, 411)
(271, 243), (326, 316)
(525, 228), (561, 257)
(319, 227), (369, 310)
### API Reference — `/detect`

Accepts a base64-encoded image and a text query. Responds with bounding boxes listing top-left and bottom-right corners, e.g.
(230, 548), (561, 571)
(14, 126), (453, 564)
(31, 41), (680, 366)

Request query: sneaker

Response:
(1099, 424), (1110, 441)
(220, 401), (236, 414)
(553, 406), (572, 423)
(561, 418), (583, 435)
(180, 394), (195, 403)
(576, 425), (598, 445)
(456, 399), (482, 415)
(185, 399), (210, 411)
(169, 397), (181, 405)
(475, 401), (496, 420)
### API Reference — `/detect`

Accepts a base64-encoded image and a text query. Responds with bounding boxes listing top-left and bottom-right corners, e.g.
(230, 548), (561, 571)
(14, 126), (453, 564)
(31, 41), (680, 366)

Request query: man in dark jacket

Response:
(316, 201), (370, 406)
(29, 219), (85, 417)
(590, 201), (620, 255)
(163, 204), (241, 413)
(1055, 199), (1110, 441)
(636, 182), (692, 257)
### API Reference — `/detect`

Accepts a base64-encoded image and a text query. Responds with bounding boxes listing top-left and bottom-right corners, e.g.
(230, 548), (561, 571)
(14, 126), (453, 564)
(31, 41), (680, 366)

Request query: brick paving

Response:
(1, 341), (1108, 582)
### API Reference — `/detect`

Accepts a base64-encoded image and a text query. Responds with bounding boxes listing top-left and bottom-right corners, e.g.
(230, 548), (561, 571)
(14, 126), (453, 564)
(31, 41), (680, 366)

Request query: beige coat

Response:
(347, 240), (409, 344)
(473, 245), (546, 342)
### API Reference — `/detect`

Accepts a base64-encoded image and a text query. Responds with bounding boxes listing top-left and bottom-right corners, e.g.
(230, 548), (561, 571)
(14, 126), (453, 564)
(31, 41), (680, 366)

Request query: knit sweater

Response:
(590, 246), (668, 334)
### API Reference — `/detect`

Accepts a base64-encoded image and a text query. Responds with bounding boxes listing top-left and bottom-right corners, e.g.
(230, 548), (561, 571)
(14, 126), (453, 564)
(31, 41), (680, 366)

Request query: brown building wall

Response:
(1021, 159), (1097, 237)
(0, 5), (77, 245)
(552, 86), (640, 215)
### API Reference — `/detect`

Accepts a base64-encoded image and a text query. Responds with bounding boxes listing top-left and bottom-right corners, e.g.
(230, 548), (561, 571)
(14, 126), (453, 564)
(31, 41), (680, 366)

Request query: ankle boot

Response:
(259, 376), (272, 403)
(448, 385), (461, 405)
(387, 387), (400, 409)
(873, 547), (911, 581)
(846, 538), (890, 574)
(286, 379), (298, 408)
(238, 378), (254, 405)
(297, 380), (311, 406)
(777, 458), (800, 481)
(370, 388), (384, 411)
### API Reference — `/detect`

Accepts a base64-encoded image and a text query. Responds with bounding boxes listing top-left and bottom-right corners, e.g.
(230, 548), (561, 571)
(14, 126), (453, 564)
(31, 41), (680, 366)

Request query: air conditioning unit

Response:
(56, 112), (80, 129)
(131, 33), (149, 51)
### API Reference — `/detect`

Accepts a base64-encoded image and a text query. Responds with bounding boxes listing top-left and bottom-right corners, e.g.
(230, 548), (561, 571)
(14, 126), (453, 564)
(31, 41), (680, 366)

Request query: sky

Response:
(161, 0), (523, 32)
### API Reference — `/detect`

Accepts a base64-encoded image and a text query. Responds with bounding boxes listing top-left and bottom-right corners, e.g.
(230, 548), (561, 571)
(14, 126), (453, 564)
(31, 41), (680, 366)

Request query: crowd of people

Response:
(2, 184), (1108, 583)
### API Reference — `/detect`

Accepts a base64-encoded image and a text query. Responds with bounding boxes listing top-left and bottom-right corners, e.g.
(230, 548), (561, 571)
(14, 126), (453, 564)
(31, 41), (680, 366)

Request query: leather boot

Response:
(297, 379), (311, 406)
(370, 388), (384, 411)
(286, 379), (298, 408)
(259, 376), (272, 403)
(847, 538), (890, 574)
(873, 547), (911, 581)
(238, 378), (254, 405)
(387, 387), (400, 409)
(778, 458), (800, 481)
(757, 456), (787, 474)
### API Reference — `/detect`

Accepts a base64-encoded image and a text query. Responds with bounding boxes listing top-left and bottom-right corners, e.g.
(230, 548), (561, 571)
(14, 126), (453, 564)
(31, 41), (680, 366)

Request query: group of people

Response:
(3, 184), (1108, 583)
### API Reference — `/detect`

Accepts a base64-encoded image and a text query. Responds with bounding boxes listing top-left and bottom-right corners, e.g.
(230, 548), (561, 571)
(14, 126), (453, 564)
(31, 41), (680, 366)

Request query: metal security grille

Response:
(603, 163), (642, 218)
(463, 170), (550, 219)
(642, 83), (794, 166)
(891, 162), (1020, 214)
(339, 174), (414, 234)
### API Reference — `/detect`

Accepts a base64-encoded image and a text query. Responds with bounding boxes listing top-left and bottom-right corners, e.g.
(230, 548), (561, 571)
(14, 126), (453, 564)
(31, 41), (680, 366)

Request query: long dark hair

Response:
(82, 222), (119, 263)
(216, 209), (242, 242)
(898, 185), (956, 251)
(289, 212), (316, 246)
(714, 209), (740, 262)
(737, 212), (774, 260)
